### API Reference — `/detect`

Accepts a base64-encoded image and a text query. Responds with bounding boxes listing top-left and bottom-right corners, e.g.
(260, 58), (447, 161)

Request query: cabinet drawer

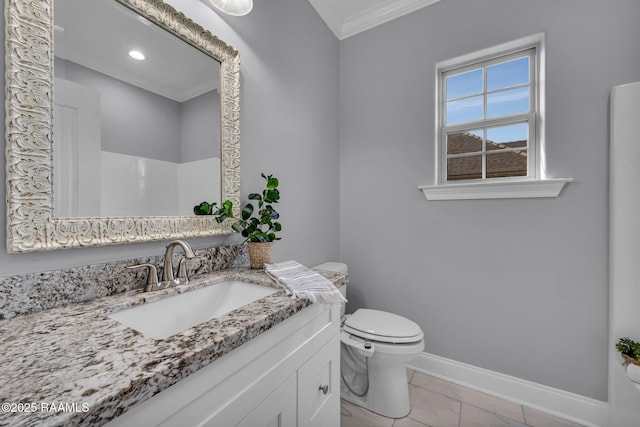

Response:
(297, 335), (340, 427)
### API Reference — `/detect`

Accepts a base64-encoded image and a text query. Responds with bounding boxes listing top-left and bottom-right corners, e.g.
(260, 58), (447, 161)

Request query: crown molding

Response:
(341, 0), (440, 39)
(310, 0), (441, 40)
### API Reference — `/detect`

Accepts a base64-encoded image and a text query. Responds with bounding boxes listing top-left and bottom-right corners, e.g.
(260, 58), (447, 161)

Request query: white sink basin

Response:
(108, 280), (279, 339)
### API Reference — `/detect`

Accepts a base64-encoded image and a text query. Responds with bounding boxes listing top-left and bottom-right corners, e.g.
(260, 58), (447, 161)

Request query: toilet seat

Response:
(343, 309), (424, 344)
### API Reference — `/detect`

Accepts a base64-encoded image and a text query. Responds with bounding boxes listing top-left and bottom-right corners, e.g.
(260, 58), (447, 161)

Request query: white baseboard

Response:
(407, 352), (608, 427)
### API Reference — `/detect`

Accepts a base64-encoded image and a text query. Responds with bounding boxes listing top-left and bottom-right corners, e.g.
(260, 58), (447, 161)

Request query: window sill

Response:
(418, 178), (572, 200)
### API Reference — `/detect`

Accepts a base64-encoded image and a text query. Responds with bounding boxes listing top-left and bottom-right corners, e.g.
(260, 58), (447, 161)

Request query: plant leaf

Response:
(260, 210), (272, 224)
(241, 204), (254, 220)
(266, 176), (278, 190)
(194, 201), (215, 215)
(263, 189), (280, 203)
(222, 200), (233, 217)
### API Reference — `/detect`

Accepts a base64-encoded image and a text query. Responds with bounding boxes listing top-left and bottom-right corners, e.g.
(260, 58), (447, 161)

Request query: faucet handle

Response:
(176, 258), (189, 285)
(126, 264), (159, 292)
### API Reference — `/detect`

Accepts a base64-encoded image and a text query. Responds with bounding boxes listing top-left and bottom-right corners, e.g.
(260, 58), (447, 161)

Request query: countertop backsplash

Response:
(0, 244), (248, 320)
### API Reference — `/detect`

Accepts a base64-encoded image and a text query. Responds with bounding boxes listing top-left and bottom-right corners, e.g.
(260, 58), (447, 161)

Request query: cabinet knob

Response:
(318, 384), (329, 395)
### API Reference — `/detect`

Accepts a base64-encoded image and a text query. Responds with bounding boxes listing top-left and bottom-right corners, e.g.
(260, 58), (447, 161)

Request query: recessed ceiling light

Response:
(128, 50), (146, 61)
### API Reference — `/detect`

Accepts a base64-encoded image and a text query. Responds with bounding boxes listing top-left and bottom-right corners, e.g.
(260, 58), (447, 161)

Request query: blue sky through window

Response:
(445, 55), (530, 138)
(446, 69), (482, 100)
(487, 57), (529, 91)
(487, 123), (527, 143)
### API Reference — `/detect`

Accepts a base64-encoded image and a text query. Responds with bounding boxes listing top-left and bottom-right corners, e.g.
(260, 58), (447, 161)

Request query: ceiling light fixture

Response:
(208, 0), (253, 16)
(128, 50), (146, 61)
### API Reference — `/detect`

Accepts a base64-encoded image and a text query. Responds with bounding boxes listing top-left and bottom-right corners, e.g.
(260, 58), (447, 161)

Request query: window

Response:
(441, 49), (536, 181)
(420, 34), (571, 200)
(441, 48), (536, 183)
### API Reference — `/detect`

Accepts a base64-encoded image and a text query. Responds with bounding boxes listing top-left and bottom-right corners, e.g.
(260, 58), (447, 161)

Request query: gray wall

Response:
(0, 0), (340, 275)
(180, 90), (220, 162)
(56, 58), (182, 162)
(339, 0), (640, 401)
(56, 58), (220, 164)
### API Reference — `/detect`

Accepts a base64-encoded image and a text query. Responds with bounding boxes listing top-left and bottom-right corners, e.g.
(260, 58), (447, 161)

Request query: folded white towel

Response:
(264, 260), (347, 305)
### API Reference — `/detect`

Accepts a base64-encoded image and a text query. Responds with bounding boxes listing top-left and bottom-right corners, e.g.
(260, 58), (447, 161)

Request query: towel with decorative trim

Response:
(264, 260), (347, 305)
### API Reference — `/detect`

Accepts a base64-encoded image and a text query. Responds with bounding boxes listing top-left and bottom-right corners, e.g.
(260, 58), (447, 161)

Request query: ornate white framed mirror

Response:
(5, 0), (240, 253)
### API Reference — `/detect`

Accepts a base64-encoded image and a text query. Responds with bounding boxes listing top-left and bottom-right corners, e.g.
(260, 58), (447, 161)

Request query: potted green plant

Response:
(616, 337), (640, 366)
(214, 173), (282, 268)
(616, 337), (640, 384)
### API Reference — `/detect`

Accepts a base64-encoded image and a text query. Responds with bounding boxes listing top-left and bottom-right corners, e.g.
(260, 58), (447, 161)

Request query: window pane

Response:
(486, 123), (528, 151)
(447, 155), (482, 181)
(447, 130), (483, 155)
(446, 69), (482, 100)
(486, 87), (529, 118)
(486, 151), (527, 178)
(487, 56), (529, 91)
(446, 96), (483, 125)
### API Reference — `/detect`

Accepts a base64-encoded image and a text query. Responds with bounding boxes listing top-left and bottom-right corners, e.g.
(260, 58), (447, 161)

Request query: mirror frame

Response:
(5, 0), (240, 253)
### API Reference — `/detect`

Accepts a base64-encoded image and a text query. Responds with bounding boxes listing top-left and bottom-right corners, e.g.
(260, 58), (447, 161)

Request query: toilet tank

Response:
(313, 262), (348, 317)
(313, 262), (348, 274)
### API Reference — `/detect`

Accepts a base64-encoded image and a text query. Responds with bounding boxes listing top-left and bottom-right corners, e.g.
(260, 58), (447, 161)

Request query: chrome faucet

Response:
(161, 240), (195, 287)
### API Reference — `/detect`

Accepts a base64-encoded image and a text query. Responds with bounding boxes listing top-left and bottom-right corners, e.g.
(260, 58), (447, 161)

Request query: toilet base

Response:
(340, 354), (413, 418)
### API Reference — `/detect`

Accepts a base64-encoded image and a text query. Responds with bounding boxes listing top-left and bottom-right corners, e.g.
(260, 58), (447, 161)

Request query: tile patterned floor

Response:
(340, 370), (587, 427)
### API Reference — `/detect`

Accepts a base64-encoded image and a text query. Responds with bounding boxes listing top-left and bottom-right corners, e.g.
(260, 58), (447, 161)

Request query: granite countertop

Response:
(0, 268), (347, 427)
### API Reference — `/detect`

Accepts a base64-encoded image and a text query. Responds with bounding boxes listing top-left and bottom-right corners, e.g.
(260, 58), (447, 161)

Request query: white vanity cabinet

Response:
(106, 303), (340, 427)
(297, 334), (340, 426)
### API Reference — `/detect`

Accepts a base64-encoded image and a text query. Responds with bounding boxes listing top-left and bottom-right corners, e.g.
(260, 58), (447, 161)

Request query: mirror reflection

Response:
(53, 0), (221, 217)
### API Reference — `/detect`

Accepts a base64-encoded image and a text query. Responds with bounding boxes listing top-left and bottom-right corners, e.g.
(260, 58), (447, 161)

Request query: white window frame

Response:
(419, 34), (572, 200)
(441, 48), (536, 182)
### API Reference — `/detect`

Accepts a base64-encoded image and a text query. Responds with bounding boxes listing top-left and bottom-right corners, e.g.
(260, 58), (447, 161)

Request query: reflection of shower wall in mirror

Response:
(100, 153), (176, 217)
(100, 154), (220, 217)
(178, 158), (221, 216)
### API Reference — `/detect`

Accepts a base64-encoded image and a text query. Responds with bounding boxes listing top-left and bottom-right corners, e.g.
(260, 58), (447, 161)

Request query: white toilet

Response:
(313, 262), (425, 419)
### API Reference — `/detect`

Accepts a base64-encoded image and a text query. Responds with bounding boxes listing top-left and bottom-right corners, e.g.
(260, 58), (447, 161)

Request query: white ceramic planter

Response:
(625, 362), (640, 384)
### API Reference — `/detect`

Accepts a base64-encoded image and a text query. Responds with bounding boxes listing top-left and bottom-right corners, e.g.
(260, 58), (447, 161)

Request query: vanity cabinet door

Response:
(297, 334), (340, 427)
(236, 372), (297, 427)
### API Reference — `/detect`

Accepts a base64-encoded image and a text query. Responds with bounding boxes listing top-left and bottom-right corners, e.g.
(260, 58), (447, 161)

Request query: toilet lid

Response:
(343, 309), (424, 344)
